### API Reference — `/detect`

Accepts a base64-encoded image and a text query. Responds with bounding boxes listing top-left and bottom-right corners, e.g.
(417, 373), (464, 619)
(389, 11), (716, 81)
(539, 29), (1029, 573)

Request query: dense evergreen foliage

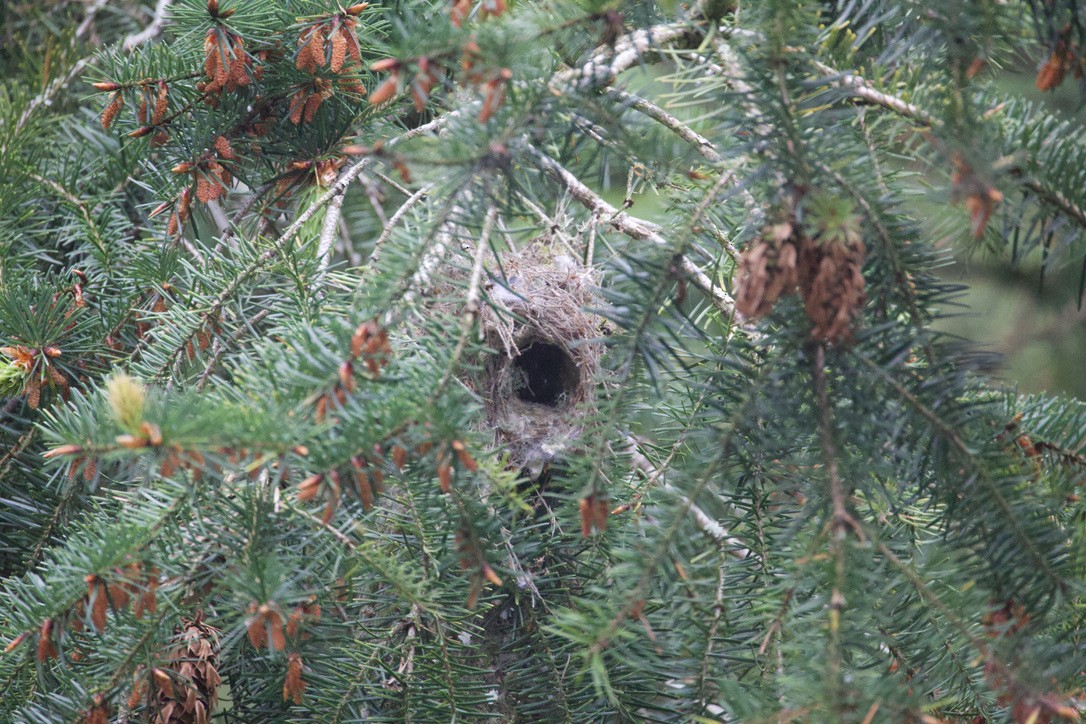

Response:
(1, 0), (1085, 721)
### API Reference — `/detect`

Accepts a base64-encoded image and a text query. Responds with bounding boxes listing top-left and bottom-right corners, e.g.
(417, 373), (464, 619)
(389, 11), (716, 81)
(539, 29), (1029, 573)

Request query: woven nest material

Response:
(471, 243), (604, 480)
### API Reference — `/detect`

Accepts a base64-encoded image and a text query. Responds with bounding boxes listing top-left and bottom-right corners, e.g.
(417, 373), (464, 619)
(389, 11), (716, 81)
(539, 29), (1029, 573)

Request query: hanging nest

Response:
(462, 242), (604, 481)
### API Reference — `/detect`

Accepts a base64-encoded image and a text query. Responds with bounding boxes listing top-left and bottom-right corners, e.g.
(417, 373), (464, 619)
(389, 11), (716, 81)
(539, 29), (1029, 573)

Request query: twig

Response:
(386, 219), (454, 324)
(625, 436), (750, 556)
(337, 215), (359, 266)
(550, 23), (748, 92)
(205, 198), (231, 237)
(523, 144), (736, 318)
(758, 587), (794, 656)
(514, 191), (581, 256)
(75, 0), (109, 40)
(0, 428), (36, 494)
(571, 113), (623, 154)
(123, 0), (174, 51)
(383, 110), (460, 149)
(7, 57), (93, 153)
(862, 356), (1066, 591)
(30, 173), (108, 257)
(4, 0), (115, 157)
(291, 504), (357, 550)
(195, 308), (271, 390)
(1023, 179), (1086, 229)
(435, 205), (498, 395)
(367, 184), (432, 267)
(811, 59), (936, 126)
(812, 343), (861, 539)
(211, 182), (273, 255)
(500, 526), (549, 612)
(604, 87), (723, 164)
(360, 174), (388, 226)
(207, 112), (451, 258)
(601, 87), (758, 244)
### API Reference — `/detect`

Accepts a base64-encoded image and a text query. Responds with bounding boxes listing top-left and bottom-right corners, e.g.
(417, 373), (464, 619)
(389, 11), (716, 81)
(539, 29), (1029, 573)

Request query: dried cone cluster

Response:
(289, 78), (334, 125)
(283, 652), (307, 705)
(950, 153), (1003, 239)
(455, 527), (503, 609)
(296, 7), (365, 75)
(78, 563), (160, 635)
(95, 79), (170, 140)
(313, 320), (391, 422)
(129, 615), (222, 724)
(93, 0), (378, 242)
(242, 599), (317, 705)
(165, 188), (192, 238)
(734, 198), (867, 345)
(798, 225), (866, 345)
(459, 42), (512, 123)
(1036, 26), (1083, 91)
(451, 0), (506, 28)
(138, 80), (172, 145)
(246, 602), (287, 652)
(79, 695), (110, 724)
(100, 90), (124, 130)
(9, 563), (159, 666)
(296, 434), (479, 523)
(273, 157), (345, 197)
(579, 493), (609, 538)
(733, 222), (798, 320)
(368, 42), (511, 123)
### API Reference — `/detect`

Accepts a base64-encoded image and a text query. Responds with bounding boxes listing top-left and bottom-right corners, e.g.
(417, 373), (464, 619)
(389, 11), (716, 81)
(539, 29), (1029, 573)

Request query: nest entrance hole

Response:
(512, 341), (579, 407)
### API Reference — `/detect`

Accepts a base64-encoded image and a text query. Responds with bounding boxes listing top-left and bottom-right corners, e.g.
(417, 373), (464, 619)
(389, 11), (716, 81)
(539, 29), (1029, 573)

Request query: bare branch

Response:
(523, 144), (736, 318)
(317, 188), (347, 273)
(604, 87), (723, 164)
(1023, 179), (1086, 229)
(811, 60), (936, 126)
(626, 437), (750, 555)
(75, 0), (110, 40)
(123, 0), (174, 51)
(551, 22), (756, 93)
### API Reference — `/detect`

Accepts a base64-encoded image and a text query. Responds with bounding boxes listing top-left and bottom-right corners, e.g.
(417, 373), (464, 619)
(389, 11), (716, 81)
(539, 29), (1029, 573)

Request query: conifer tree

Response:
(2, 0), (1086, 721)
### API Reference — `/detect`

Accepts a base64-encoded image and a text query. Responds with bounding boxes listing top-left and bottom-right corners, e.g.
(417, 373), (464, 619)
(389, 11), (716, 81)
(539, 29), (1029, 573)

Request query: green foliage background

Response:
(0, 0), (1085, 722)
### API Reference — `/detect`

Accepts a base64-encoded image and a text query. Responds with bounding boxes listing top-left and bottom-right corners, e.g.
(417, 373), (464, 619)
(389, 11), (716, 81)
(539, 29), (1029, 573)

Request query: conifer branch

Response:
(812, 59), (1086, 231)
(863, 357), (1067, 592)
(4, 3), (1084, 719)
(552, 23), (695, 91)
(75, 0), (110, 39)
(1023, 179), (1086, 229)
(6, 0), (106, 152)
(626, 436), (749, 554)
(160, 158), (373, 385)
